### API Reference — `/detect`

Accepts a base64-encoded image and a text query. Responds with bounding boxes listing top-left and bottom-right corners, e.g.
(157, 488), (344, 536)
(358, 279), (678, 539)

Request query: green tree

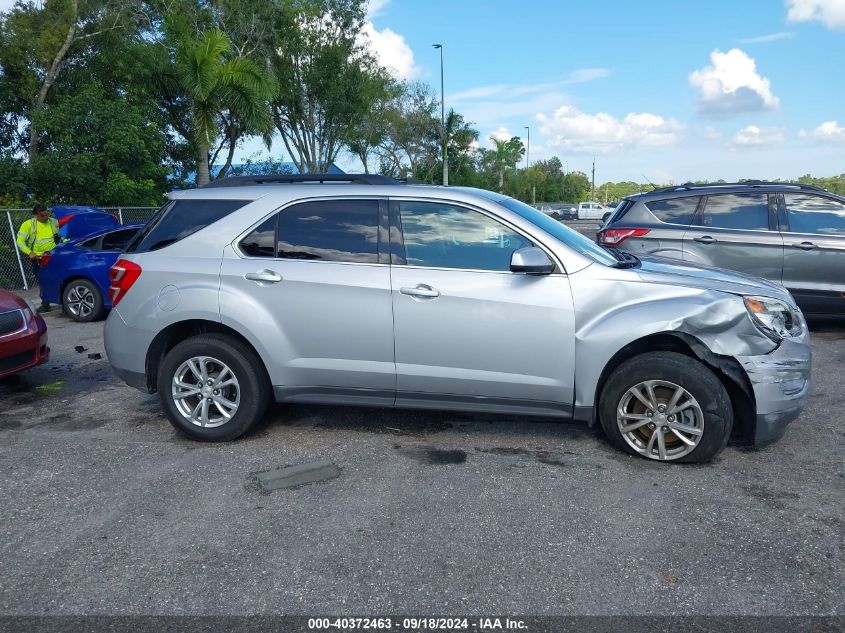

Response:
(485, 136), (525, 191)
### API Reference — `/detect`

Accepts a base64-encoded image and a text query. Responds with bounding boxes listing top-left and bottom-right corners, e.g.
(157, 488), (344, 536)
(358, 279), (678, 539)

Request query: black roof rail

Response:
(200, 173), (401, 188)
(644, 181), (828, 195)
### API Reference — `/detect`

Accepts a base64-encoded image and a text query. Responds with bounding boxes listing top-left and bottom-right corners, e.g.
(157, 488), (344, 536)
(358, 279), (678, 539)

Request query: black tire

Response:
(598, 351), (732, 463)
(157, 334), (271, 441)
(62, 278), (104, 322)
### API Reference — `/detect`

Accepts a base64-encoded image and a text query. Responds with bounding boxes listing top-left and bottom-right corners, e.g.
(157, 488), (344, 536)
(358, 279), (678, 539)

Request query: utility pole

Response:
(591, 156), (596, 202)
(433, 44), (447, 186)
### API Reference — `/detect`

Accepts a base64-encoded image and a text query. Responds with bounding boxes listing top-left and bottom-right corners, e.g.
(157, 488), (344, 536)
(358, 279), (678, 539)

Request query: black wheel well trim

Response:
(587, 331), (756, 437)
(144, 319), (271, 394)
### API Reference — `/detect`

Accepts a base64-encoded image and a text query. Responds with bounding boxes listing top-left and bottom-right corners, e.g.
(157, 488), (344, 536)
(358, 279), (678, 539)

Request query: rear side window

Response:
(695, 193), (769, 230)
(240, 215), (277, 257)
(645, 197), (699, 225)
(784, 194), (845, 235)
(126, 199), (250, 253)
(100, 228), (140, 251)
(276, 200), (379, 263)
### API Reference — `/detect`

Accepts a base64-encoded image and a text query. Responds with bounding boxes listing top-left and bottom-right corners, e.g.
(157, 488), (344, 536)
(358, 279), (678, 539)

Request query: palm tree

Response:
(489, 136), (525, 191)
(166, 28), (275, 186)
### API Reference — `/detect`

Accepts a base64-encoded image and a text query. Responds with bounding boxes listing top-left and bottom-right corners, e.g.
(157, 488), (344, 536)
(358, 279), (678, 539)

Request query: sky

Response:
(2, 0), (843, 183)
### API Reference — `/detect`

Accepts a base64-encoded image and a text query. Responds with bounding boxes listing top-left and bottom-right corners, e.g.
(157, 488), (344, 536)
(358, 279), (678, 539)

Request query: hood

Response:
(0, 289), (26, 313)
(634, 255), (796, 305)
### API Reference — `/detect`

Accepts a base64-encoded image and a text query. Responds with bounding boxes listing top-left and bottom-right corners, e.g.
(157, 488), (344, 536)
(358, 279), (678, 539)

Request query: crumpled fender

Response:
(569, 268), (776, 411)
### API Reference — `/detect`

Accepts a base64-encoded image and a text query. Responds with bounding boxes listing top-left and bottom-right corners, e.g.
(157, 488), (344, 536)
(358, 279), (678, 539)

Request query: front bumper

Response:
(735, 334), (811, 446)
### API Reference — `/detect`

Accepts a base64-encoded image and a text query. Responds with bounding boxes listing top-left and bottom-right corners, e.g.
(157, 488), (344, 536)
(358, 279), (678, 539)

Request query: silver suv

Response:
(105, 175), (811, 463)
(598, 181), (845, 317)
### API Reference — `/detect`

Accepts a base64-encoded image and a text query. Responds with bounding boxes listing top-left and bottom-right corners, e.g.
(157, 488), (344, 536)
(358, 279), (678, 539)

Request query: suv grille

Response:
(0, 309), (24, 336)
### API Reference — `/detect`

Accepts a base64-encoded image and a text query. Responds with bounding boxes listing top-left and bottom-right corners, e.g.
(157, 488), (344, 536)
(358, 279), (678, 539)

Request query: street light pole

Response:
(433, 44), (447, 186)
(524, 126), (530, 169)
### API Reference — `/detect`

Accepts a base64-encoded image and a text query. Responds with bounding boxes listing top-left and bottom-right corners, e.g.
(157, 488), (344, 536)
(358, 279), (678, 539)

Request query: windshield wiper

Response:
(608, 248), (641, 269)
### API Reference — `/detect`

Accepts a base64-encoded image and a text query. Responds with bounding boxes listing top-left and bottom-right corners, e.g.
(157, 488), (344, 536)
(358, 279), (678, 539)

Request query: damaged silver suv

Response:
(105, 174), (811, 463)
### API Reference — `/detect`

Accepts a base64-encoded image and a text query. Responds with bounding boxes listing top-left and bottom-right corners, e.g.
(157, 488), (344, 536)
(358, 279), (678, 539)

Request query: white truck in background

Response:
(577, 201), (614, 221)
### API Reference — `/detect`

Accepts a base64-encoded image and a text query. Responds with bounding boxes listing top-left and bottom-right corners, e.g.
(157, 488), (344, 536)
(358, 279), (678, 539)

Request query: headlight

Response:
(21, 298), (38, 323)
(744, 295), (803, 341)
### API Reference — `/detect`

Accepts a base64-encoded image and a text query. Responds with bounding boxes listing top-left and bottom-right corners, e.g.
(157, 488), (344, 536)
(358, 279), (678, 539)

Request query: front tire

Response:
(598, 351), (732, 463)
(157, 334), (271, 441)
(62, 279), (104, 322)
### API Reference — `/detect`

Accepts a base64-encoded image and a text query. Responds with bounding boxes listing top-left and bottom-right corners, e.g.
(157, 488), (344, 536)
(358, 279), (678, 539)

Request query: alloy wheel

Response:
(171, 356), (241, 428)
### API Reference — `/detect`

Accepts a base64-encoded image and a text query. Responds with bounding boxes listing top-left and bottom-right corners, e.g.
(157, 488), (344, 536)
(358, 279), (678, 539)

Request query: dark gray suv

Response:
(598, 182), (845, 316)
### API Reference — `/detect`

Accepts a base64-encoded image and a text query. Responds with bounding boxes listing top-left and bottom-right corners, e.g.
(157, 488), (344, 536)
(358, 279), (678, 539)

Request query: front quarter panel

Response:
(569, 264), (778, 410)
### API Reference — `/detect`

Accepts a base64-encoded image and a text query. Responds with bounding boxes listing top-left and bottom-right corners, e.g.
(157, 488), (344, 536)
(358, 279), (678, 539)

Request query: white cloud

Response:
(360, 22), (419, 80)
(366, 0), (391, 18)
(536, 105), (684, 154)
(787, 0), (845, 29)
(810, 120), (845, 141)
(739, 31), (796, 43)
(489, 127), (514, 143)
(564, 68), (611, 84)
(689, 48), (779, 117)
(730, 125), (787, 146)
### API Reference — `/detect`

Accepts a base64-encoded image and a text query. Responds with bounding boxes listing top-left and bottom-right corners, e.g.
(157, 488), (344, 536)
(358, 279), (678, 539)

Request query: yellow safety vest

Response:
(16, 217), (60, 256)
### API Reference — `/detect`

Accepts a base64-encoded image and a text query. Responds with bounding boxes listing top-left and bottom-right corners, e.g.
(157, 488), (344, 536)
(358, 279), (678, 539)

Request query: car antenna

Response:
(641, 174), (658, 191)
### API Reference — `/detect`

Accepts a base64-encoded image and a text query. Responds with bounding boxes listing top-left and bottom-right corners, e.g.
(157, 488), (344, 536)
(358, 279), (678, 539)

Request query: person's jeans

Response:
(29, 257), (49, 308)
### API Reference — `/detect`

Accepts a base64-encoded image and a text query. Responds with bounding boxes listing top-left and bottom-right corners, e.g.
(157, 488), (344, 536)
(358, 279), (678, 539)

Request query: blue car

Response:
(38, 223), (144, 322)
(52, 205), (121, 240)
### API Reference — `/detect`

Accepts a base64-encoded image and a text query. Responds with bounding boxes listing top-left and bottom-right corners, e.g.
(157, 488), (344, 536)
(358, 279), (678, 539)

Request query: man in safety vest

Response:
(16, 204), (61, 313)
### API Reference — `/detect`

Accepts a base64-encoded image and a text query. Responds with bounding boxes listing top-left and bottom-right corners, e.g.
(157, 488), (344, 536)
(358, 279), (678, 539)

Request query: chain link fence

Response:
(0, 206), (158, 290)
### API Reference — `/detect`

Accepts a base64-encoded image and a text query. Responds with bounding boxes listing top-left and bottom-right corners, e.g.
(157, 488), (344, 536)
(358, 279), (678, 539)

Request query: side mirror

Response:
(510, 247), (554, 274)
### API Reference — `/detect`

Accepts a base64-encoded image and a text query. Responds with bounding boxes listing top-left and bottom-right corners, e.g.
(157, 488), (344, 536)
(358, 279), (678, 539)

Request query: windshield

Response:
(495, 196), (619, 266)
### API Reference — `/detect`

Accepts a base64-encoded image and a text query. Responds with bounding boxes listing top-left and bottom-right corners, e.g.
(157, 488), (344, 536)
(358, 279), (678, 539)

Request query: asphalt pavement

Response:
(1, 236), (843, 618)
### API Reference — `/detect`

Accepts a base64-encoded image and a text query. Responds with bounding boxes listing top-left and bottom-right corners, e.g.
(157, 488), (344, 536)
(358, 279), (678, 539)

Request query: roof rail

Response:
(646, 181), (827, 195)
(200, 173), (401, 188)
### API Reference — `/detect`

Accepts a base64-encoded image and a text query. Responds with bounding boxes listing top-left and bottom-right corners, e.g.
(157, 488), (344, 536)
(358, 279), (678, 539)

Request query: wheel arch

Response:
(587, 331), (756, 438)
(59, 274), (99, 300)
(144, 319), (271, 394)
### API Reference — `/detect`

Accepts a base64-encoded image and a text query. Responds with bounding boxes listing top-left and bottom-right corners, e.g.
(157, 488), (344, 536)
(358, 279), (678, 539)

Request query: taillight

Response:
(109, 259), (142, 307)
(39, 253), (52, 267)
(57, 214), (75, 227)
(597, 228), (650, 246)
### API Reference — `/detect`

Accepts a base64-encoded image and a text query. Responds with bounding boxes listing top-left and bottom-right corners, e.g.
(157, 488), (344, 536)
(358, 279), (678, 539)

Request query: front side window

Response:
(398, 201), (532, 271)
(695, 193), (769, 231)
(645, 196), (699, 225)
(784, 194), (845, 235)
(276, 200), (379, 263)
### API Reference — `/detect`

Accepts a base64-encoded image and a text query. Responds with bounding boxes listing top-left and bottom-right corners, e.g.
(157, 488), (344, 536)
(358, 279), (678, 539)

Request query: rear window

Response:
(645, 197), (699, 225)
(126, 199), (250, 253)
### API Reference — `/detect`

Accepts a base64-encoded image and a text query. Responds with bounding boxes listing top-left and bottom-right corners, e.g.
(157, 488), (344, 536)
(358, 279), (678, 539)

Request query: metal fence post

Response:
(118, 208), (124, 224)
(6, 210), (28, 291)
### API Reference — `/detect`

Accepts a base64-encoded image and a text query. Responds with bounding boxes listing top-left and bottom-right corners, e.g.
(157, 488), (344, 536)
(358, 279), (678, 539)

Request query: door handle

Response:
(87, 255), (104, 261)
(693, 235), (717, 244)
(791, 241), (817, 251)
(244, 270), (283, 284)
(400, 284), (440, 298)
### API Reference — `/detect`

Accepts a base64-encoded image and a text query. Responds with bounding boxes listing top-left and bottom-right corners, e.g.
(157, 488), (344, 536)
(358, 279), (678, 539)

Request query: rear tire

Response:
(62, 279), (104, 322)
(157, 334), (271, 441)
(598, 351), (732, 463)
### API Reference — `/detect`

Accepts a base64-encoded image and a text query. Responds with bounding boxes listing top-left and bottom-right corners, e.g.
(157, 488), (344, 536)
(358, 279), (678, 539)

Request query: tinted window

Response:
(696, 193), (769, 230)
(645, 196), (699, 225)
(399, 202), (532, 271)
(784, 194), (845, 235)
(126, 199), (250, 253)
(240, 215), (277, 257)
(277, 200), (379, 263)
(100, 228), (140, 251)
(79, 236), (102, 250)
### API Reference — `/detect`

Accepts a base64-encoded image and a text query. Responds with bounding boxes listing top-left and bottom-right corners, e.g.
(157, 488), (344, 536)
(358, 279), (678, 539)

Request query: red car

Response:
(0, 289), (49, 378)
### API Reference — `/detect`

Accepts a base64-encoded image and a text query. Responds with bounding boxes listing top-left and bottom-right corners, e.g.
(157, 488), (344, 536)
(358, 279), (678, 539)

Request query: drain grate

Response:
(254, 460), (341, 492)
